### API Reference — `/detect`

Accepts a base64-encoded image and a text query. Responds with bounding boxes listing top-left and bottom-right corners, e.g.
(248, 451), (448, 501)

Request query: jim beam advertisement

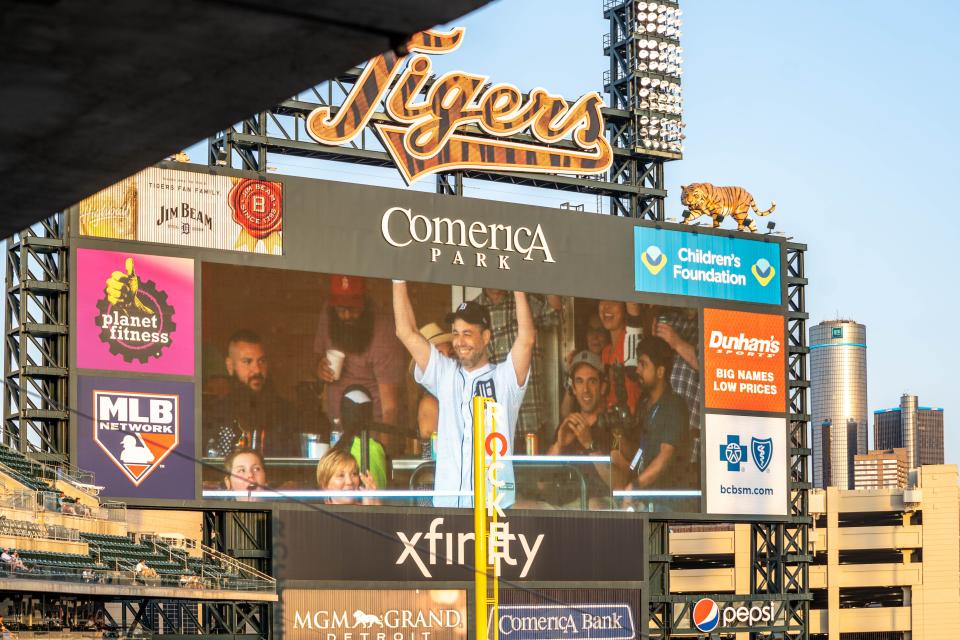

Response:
(277, 508), (645, 583)
(78, 166), (283, 254)
(306, 27), (611, 184)
(283, 589), (466, 640)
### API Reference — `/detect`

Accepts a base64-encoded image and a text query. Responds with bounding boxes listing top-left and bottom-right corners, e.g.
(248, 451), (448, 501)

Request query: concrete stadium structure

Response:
(670, 465), (959, 640)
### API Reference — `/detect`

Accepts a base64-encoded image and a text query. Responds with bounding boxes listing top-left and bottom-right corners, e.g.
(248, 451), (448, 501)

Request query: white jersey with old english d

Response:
(415, 344), (528, 507)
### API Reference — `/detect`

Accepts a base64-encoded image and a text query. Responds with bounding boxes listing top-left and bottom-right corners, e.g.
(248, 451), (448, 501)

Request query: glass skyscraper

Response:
(874, 394), (944, 469)
(810, 320), (868, 489)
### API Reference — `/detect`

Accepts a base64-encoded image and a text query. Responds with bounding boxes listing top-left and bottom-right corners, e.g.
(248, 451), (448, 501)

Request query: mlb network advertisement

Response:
(634, 227), (781, 305)
(75, 248), (194, 375)
(76, 376), (196, 499)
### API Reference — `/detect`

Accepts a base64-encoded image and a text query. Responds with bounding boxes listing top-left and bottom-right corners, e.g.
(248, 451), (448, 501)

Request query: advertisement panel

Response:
(276, 508), (645, 582)
(78, 167), (283, 254)
(498, 588), (645, 640)
(704, 414), (787, 515)
(703, 308), (786, 413)
(76, 376), (196, 499)
(76, 248), (194, 375)
(633, 227), (781, 305)
(282, 589), (467, 640)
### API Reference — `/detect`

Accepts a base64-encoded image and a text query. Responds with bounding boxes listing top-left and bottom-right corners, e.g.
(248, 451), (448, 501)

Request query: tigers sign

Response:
(306, 28), (612, 184)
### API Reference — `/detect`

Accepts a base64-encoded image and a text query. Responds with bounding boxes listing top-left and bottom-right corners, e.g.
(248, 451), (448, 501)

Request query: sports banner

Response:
(76, 248), (194, 375)
(703, 308), (786, 413)
(634, 227), (781, 305)
(78, 167), (283, 254)
(704, 414), (787, 515)
(76, 376), (196, 499)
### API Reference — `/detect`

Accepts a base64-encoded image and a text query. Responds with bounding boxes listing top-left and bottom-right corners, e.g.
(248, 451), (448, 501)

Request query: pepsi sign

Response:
(692, 598), (775, 632)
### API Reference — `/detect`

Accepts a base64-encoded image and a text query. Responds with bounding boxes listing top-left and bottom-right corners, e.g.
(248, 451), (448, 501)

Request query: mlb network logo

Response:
(719, 434), (772, 473)
(93, 390), (180, 486)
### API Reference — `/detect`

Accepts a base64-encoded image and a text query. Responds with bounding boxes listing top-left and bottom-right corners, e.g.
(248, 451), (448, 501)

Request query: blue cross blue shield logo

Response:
(751, 436), (773, 473)
(720, 435), (748, 472)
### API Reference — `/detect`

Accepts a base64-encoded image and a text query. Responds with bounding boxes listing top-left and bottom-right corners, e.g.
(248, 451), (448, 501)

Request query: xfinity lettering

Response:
(395, 517), (543, 578)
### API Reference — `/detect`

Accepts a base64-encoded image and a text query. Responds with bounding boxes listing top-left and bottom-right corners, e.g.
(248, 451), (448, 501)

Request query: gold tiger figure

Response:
(680, 183), (776, 232)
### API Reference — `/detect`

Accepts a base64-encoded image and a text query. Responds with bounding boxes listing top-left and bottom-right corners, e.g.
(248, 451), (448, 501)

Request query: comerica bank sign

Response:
(634, 227), (782, 305)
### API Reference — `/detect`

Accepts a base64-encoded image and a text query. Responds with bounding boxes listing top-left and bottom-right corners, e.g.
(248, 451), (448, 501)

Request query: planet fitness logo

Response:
(692, 598), (719, 633)
(95, 257), (176, 363)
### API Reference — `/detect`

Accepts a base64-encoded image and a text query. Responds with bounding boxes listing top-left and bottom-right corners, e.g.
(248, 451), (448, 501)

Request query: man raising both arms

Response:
(393, 281), (535, 508)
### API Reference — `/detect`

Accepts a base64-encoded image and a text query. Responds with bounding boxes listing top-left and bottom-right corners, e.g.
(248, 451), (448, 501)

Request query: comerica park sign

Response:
(306, 28), (612, 184)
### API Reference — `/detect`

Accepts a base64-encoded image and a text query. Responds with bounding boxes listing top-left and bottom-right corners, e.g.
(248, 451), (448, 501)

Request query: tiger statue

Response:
(680, 183), (776, 232)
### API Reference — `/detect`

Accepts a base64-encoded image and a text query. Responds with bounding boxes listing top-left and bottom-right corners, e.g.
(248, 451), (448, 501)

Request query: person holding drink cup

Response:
(314, 275), (406, 433)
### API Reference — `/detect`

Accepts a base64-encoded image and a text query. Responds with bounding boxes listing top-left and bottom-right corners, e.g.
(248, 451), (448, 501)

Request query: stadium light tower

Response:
(603, 0), (683, 219)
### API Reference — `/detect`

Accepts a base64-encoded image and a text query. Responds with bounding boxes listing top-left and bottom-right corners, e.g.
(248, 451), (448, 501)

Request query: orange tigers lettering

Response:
(306, 28), (612, 184)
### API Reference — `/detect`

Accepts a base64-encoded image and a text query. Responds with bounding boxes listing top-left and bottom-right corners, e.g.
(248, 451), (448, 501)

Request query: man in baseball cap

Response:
(549, 349), (636, 503)
(314, 274), (406, 430)
(393, 281), (535, 508)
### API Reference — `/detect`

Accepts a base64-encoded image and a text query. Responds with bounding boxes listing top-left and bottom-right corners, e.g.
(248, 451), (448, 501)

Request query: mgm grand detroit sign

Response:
(305, 28), (612, 184)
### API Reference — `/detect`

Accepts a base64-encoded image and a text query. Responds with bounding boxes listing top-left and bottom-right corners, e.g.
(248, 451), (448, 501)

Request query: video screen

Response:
(199, 263), (704, 512)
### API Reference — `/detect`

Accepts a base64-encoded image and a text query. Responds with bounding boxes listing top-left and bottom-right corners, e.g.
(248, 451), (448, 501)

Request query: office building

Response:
(810, 320), (868, 489)
(854, 448), (908, 489)
(875, 394), (945, 469)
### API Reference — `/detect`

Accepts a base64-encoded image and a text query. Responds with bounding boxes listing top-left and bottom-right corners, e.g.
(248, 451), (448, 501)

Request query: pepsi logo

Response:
(692, 598), (719, 633)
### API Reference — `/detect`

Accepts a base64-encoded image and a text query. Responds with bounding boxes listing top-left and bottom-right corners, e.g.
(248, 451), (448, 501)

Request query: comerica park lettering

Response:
(97, 396), (176, 433)
(381, 206), (555, 270)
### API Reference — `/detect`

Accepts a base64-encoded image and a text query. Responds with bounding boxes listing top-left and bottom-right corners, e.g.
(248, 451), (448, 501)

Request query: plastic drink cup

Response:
(325, 349), (346, 381)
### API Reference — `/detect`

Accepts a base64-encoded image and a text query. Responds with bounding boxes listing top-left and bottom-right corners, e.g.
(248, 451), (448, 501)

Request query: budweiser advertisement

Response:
(703, 308), (786, 413)
(306, 28), (612, 184)
(78, 167), (283, 254)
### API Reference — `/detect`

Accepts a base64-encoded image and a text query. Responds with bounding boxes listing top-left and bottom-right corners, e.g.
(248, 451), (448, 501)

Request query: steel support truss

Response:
(647, 243), (810, 640)
(111, 598), (270, 639)
(2, 213), (69, 459)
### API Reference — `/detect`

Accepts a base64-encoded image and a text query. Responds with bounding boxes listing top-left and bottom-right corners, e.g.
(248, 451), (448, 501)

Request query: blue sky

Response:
(7, 1), (956, 463)
(423, 0), (960, 462)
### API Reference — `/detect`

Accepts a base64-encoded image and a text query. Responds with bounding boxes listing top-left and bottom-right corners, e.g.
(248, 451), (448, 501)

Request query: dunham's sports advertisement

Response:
(703, 308), (786, 413)
(704, 414), (787, 515)
(75, 248), (194, 375)
(76, 376), (196, 499)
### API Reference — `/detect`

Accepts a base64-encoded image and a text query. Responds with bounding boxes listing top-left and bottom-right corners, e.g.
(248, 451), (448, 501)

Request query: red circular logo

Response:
(229, 179), (283, 239)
